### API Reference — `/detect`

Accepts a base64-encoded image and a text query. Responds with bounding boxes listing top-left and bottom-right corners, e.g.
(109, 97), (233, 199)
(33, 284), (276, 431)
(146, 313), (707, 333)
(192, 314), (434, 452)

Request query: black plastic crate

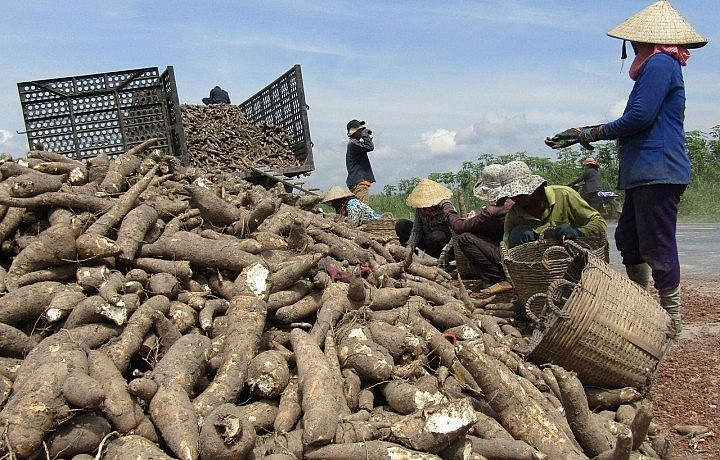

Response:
(17, 67), (187, 163)
(238, 64), (314, 176)
(17, 65), (312, 177)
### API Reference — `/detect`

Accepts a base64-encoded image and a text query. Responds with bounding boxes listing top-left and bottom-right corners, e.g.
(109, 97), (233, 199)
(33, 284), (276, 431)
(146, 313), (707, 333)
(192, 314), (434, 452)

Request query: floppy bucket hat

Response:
(405, 179), (453, 208)
(346, 119), (366, 136)
(607, 0), (708, 48)
(473, 163), (504, 202)
(322, 185), (355, 203)
(497, 161), (547, 199)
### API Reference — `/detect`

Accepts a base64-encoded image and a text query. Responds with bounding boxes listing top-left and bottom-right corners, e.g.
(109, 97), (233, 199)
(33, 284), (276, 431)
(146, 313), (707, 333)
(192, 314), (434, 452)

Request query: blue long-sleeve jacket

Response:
(601, 53), (691, 190)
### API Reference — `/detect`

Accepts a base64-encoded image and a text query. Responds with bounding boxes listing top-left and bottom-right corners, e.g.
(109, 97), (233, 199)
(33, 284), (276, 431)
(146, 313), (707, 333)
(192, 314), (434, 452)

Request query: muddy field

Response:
(649, 279), (720, 459)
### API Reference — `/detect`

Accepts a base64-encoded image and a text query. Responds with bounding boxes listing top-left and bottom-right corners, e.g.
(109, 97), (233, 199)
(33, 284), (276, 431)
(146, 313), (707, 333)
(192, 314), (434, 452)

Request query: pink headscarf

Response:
(629, 42), (691, 81)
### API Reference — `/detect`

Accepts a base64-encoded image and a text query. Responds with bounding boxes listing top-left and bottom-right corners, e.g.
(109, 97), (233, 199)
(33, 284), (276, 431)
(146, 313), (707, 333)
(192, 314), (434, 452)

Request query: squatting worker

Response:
(544, 0), (708, 334)
(321, 185), (380, 227)
(497, 161), (607, 249)
(345, 119), (375, 204)
(438, 164), (514, 295)
(395, 179), (452, 259)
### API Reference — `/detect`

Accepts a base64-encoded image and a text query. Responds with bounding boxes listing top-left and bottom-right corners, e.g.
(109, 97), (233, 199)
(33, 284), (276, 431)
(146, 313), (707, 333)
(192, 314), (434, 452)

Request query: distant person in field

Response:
(439, 164), (514, 295)
(568, 157), (603, 211)
(395, 179), (452, 259)
(544, 0), (707, 334)
(345, 119), (375, 204)
(322, 185), (380, 227)
(202, 85), (231, 105)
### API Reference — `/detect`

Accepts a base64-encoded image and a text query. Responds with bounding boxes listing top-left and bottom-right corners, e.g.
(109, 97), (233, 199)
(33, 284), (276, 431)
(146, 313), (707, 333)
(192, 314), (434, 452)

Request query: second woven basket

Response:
(524, 251), (673, 390)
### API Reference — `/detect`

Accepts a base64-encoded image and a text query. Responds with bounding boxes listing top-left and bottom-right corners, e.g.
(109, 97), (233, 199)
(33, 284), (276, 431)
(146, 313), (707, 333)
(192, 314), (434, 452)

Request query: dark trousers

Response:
(395, 219), (449, 259)
(456, 232), (505, 286)
(508, 224), (539, 248)
(615, 184), (685, 291)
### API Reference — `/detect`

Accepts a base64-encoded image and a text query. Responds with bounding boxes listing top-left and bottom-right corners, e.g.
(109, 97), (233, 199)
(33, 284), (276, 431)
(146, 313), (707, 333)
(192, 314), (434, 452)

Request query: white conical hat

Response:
(405, 179), (452, 208)
(321, 185), (354, 203)
(607, 0), (708, 48)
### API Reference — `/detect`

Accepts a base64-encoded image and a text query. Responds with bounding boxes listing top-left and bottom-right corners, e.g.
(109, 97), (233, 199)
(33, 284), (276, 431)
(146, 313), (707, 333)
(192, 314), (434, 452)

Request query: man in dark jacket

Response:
(202, 85), (231, 105)
(345, 119), (375, 204)
(568, 157), (603, 211)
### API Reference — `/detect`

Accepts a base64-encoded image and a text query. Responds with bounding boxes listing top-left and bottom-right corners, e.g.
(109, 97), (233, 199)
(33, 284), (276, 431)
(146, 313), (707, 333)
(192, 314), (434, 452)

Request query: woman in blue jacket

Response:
(545, 0), (708, 334)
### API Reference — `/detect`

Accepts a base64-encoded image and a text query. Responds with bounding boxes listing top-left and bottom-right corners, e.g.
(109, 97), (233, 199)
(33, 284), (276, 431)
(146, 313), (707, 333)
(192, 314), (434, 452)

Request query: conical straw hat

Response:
(322, 185), (354, 203)
(405, 179), (452, 208)
(607, 0), (708, 48)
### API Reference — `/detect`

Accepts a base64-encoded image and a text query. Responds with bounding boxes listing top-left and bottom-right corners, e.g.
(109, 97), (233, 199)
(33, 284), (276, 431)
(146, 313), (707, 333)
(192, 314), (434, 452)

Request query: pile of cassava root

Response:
(0, 138), (673, 459)
(180, 104), (299, 175)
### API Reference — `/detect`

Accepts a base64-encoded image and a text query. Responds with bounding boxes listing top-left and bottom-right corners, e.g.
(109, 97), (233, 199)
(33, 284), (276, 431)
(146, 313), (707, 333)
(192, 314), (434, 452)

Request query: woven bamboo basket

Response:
(523, 253), (673, 390)
(501, 229), (610, 314)
(359, 218), (398, 243)
(575, 230), (610, 263)
(501, 240), (574, 314)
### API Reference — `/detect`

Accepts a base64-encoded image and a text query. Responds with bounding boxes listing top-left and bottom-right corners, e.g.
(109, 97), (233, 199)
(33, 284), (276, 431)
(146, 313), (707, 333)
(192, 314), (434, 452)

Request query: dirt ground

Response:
(647, 278), (720, 459)
(460, 276), (719, 459)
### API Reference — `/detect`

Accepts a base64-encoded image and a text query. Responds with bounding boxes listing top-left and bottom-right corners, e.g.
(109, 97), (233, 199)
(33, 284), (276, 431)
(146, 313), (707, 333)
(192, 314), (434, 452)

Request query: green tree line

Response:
(372, 126), (720, 221)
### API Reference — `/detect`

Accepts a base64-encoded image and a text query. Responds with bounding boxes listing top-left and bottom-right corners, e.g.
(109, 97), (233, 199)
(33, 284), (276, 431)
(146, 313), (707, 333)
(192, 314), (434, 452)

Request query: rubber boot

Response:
(625, 263), (651, 292)
(659, 286), (682, 336)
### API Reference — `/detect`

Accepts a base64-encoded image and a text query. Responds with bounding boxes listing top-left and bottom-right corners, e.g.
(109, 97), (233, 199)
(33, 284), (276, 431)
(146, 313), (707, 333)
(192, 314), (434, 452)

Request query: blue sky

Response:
(1, 1), (718, 193)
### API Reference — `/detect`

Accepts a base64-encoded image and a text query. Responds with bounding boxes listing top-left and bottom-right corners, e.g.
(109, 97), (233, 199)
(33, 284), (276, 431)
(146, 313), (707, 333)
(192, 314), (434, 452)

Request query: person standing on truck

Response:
(544, 0), (707, 334)
(202, 85), (231, 105)
(568, 157), (603, 211)
(345, 119), (375, 204)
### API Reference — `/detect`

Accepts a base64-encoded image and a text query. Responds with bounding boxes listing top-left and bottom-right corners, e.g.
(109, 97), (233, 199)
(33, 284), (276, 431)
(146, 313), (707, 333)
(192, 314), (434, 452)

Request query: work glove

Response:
(545, 125), (603, 150)
(554, 223), (583, 240)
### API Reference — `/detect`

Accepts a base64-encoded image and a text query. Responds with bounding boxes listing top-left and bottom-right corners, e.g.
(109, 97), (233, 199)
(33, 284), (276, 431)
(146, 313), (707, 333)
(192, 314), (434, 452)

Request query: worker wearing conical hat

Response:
(321, 185), (380, 227)
(544, 0), (708, 335)
(395, 179), (452, 259)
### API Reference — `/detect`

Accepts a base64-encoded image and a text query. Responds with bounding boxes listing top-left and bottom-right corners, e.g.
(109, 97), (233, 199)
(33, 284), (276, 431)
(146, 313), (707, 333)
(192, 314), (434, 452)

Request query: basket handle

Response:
(546, 278), (578, 318)
(523, 292), (547, 324)
(541, 245), (572, 270)
(563, 238), (592, 256)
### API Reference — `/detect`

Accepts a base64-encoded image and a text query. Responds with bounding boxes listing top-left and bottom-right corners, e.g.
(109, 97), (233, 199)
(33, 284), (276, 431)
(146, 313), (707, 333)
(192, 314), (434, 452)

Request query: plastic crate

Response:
(16, 65), (312, 177)
(238, 64), (314, 177)
(17, 66), (187, 163)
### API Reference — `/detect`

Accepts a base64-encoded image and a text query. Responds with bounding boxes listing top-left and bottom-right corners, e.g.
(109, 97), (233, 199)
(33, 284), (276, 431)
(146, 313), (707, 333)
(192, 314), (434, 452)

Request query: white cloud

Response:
(421, 129), (457, 155)
(0, 129), (27, 157)
(0, 129), (11, 145)
(455, 112), (528, 146)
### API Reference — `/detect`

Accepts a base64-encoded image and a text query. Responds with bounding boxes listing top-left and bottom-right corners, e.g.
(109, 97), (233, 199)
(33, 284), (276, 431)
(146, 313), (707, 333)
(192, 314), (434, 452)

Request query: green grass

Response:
(369, 194), (414, 220)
